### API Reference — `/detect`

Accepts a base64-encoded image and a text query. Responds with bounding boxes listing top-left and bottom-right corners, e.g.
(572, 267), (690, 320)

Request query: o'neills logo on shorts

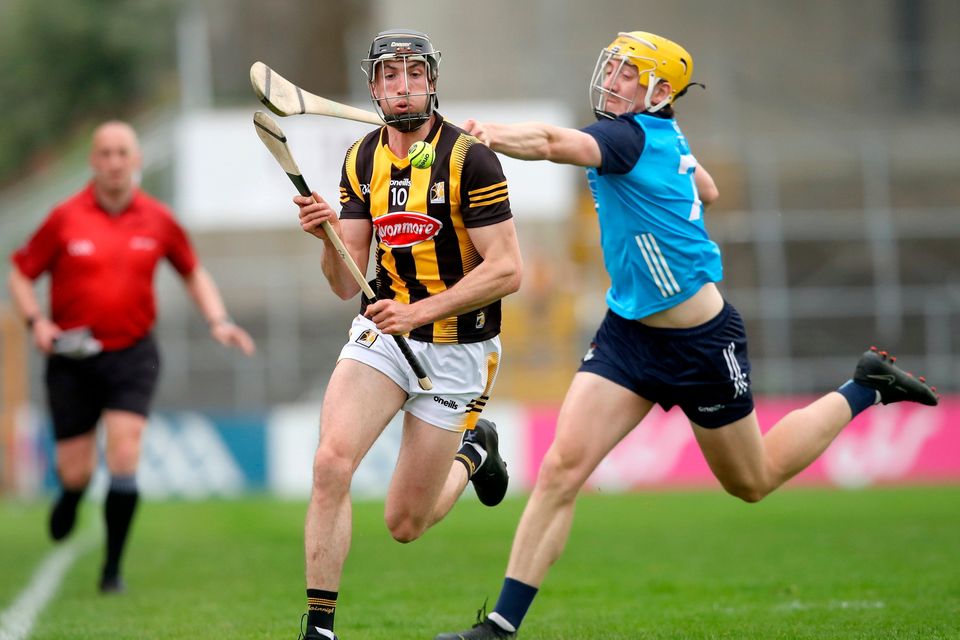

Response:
(373, 211), (442, 248)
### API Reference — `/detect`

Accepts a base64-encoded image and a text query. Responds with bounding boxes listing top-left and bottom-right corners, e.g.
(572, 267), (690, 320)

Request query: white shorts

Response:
(338, 315), (502, 432)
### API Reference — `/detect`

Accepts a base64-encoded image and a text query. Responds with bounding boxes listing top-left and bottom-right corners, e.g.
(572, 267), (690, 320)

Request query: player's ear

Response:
(657, 80), (673, 102)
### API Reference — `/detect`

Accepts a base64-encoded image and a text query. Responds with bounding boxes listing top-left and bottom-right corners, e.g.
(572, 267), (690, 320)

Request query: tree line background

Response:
(0, 0), (181, 187)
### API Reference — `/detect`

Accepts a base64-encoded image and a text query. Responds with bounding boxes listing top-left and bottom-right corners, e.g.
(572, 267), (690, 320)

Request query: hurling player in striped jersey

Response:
(291, 29), (523, 640)
(437, 31), (939, 639)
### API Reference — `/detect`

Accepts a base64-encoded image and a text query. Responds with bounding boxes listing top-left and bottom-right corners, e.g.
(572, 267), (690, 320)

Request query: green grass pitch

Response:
(2, 487), (958, 639)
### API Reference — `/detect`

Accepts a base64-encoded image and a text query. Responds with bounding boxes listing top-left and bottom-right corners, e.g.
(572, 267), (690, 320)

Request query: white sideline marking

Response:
(774, 599), (886, 612)
(709, 599), (886, 615)
(0, 538), (91, 640)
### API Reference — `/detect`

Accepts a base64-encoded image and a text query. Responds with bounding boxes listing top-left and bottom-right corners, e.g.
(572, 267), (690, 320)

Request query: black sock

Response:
(306, 588), (338, 635)
(49, 486), (85, 540)
(59, 487), (85, 508)
(103, 475), (139, 577)
(455, 443), (484, 478)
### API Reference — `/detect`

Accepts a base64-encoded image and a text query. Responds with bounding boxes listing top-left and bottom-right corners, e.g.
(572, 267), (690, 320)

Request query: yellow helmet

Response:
(590, 31), (694, 117)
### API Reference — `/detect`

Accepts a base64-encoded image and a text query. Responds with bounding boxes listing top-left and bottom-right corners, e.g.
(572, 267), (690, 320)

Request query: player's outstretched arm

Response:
(182, 266), (256, 355)
(463, 119), (602, 167)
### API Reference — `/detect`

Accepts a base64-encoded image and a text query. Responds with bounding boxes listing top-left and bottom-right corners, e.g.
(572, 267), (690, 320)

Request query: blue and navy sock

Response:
(489, 577), (538, 632)
(837, 379), (880, 418)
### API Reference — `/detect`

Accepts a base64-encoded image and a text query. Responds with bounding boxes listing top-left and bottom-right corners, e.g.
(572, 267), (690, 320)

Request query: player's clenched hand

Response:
(462, 119), (490, 146)
(294, 192), (340, 241)
(365, 299), (422, 336)
(32, 317), (61, 354)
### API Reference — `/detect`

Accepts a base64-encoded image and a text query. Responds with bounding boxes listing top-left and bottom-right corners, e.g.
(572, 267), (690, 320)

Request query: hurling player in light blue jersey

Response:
(437, 31), (939, 640)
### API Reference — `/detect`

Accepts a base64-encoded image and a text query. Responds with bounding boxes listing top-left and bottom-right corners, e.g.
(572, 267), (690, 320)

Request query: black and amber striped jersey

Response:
(339, 113), (512, 344)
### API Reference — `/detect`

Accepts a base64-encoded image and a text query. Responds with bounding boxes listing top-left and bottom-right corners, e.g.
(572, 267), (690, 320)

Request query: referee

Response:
(7, 120), (256, 593)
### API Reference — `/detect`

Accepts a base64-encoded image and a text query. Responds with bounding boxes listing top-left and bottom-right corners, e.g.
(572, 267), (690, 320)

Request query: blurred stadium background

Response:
(1, 0), (958, 500)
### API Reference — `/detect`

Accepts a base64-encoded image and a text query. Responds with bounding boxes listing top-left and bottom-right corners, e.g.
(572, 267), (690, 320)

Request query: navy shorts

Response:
(45, 335), (161, 441)
(578, 303), (754, 428)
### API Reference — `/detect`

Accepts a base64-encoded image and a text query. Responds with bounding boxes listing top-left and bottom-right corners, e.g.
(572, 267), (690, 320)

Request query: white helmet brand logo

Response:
(391, 41), (412, 48)
(373, 211), (442, 247)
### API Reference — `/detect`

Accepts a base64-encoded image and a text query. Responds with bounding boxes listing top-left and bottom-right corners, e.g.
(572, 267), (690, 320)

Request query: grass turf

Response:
(2, 487), (958, 639)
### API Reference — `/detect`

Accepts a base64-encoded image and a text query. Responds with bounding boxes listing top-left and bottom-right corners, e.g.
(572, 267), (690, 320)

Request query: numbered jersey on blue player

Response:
(581, 112), (722, 319)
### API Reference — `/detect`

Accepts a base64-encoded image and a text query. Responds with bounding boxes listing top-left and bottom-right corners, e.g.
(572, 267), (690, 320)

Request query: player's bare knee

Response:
(311, 447), (353, 497)
(724, 482), (767, 504)
(58, 465), (92, 489)
(384, 511), (427, 543)
(105, 447), (139, 476)
(537, 451), (586, 502)
(388, 522), (425, 544)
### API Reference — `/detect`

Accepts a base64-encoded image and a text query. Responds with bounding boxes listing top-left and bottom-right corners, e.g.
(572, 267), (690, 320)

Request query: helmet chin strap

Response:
(384, 110), (431, 132)
(642, 72), (672, 113)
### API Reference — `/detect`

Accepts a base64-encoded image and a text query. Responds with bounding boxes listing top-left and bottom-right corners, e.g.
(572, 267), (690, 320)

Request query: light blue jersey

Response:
(581, 112), (722, 320)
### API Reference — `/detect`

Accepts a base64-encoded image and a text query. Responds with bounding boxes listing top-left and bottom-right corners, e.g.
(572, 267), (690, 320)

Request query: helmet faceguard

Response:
(590, 31), (694, 119)
(361, 29), (441, 132)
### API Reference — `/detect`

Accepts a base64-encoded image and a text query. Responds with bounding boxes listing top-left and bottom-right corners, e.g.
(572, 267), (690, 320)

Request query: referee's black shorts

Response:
(578, 302), (754, 428)
(45, 334), (161, 441)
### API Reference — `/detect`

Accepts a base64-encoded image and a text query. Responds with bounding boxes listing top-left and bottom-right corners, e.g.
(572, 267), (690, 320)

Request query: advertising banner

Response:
(526, 399), (956, 490)
(14, 398), (957, 498)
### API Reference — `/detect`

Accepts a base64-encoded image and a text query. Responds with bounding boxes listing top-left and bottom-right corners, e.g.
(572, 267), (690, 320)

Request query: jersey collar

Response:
(378, 112), (445, 165)
(85, 181), (143, 216)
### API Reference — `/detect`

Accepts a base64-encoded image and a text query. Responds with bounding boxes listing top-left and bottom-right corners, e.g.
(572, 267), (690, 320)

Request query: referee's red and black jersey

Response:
(339, 114), (512, 344)
(10, 183), (198, 351)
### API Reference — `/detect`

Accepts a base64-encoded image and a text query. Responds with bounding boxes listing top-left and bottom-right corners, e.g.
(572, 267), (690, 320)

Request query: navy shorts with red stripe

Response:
(578, 302), (754, 428)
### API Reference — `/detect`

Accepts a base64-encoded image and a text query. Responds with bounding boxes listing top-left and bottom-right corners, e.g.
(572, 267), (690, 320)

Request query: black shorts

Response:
(578, 302), (754, 428)
(45, 334), (161, 441)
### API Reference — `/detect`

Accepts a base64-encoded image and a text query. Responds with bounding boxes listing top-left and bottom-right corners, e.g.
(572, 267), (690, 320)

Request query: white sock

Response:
(465, 441), (488, 468)
(488, 612), (517, 633)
